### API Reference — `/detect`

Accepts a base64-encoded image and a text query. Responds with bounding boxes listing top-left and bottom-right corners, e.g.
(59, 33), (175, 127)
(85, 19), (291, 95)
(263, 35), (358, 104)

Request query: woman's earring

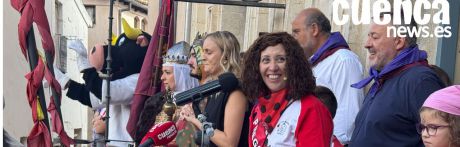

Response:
(223, 57), (229, 64)
(283, 76), (288, 81)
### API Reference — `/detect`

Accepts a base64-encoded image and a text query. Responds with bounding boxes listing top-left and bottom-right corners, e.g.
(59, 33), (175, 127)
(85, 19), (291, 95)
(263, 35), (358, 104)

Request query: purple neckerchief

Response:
(309, 32), (349, 65)
(351, 45), (428, 97)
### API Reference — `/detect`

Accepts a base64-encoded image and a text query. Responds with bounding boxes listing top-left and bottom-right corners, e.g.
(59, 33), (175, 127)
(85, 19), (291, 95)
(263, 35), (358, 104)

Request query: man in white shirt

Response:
(291, 8), (364, 146)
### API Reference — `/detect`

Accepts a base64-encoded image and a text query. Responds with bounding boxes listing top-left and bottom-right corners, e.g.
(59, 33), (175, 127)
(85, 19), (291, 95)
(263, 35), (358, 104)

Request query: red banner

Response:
(127, 0), (175, 139)
(11, 0), (73, 146)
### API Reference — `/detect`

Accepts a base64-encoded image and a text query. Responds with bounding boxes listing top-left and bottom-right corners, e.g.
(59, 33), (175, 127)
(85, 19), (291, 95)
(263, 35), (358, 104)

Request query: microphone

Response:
(175, 72), (239, 106)
(73, 139), (92, 144)
(193, 118), (215, 146)
(194, 131), (203, 145)
(139, 121), (178, 147)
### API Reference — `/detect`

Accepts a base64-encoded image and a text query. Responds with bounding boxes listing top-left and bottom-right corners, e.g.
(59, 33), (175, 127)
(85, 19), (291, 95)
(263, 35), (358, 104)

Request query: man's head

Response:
(162, 41), (199, 92)
(365, 11), (417, 70)
(187, 33), (205, 80)
(429, 65), (452, 87)
(292, 8), (331, 57)
(314, 86), (337, 118)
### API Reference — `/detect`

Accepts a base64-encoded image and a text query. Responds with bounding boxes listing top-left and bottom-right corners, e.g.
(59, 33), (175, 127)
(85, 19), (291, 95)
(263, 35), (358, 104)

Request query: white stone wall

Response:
(3, 0), (34, 143)
(54, 0), (93, 143)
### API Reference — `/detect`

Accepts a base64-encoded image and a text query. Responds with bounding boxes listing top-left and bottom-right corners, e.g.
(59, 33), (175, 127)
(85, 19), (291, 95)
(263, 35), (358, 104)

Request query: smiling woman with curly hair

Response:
(241, 32), (333, 147)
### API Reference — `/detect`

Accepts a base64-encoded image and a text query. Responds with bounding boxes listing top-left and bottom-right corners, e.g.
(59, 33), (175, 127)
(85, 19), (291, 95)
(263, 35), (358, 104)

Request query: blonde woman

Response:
(182, 31), (250, 147)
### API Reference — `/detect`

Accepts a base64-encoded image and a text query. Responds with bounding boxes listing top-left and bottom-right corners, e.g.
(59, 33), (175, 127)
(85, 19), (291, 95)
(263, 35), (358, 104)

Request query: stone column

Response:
(220, 5), (247, 48)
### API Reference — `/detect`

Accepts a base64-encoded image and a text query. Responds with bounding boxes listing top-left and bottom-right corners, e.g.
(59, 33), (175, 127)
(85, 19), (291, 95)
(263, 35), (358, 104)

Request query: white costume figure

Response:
(53, 19), (150, 146)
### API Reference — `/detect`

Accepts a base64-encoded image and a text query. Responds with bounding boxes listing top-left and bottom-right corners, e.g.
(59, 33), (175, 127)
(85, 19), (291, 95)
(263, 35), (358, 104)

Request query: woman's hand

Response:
(180, 109), (202, 130)
(178, 104), (194, 121)
(136, 35), (149, 47)
(92, 112), (106, 134)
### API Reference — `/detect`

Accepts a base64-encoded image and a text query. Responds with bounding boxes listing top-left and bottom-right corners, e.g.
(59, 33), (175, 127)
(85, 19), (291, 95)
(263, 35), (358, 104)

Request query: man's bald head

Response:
(292, 8), (332, 57)
(296, 8), (331, 34)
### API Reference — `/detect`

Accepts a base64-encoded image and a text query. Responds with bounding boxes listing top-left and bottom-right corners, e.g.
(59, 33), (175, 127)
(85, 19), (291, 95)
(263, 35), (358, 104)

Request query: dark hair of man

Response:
(314, 86), (338, 118)
(258, 32), (268, 36)
(304, 10), (331, 34)
(429, 65), (452, 86)
(241, 32), (316, 101)
(379, 10), (418, 48)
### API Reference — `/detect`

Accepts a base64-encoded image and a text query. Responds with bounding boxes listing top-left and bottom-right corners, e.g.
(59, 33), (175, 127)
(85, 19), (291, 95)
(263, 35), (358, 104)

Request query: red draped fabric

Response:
(11, 0), (73, 146)
(126, 0), (175, 138)
(24, 60), (52, 147)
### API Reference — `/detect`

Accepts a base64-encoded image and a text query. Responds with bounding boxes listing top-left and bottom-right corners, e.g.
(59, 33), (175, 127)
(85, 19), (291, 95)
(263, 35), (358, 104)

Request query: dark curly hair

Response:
(135, 92), (166, 144)
(241, 32), (316, 100)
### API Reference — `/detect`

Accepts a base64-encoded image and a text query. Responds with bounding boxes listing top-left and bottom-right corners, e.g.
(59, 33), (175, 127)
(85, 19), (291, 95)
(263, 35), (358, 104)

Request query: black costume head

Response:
(89, 22), (151, 80)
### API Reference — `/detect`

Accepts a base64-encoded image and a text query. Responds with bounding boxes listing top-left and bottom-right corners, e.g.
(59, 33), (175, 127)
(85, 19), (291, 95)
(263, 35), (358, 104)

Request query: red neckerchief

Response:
(375, 60), (429, 92)
(250, 89), (290, 146)
(332, 135), (344, 147)
(311, 47), (349, 67)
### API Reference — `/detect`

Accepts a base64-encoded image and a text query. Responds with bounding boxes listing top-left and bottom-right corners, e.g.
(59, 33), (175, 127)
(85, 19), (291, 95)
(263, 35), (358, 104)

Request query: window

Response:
(85, 5), (96, 25)
(134, 16), (140, 28)
(55, 2), (67, 72)
(141, 19), (147, 31)
(136, 0), (148, 5)
(57, 36), (67, 72)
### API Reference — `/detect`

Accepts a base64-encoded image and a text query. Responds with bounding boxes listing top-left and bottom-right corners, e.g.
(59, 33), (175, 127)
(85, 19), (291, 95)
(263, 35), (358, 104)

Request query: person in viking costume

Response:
(53, 18), (150, 146)
(187, 33), (207, 83)
(135, 41), (200, 146)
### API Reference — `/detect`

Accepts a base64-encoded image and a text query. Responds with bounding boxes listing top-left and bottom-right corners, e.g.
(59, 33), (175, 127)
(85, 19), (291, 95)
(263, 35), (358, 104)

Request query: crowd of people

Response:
(52, 8), (460, 147)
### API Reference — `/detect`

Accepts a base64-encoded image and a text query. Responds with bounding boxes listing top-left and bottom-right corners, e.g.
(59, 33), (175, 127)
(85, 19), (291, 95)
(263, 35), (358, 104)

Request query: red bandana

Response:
(250, 89), (291, 147)
(311, 47), (349, 67)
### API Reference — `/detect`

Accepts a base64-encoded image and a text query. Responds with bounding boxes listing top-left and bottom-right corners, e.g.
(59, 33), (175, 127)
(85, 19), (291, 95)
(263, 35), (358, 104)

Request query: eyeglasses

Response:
(416, 123), (450, 136)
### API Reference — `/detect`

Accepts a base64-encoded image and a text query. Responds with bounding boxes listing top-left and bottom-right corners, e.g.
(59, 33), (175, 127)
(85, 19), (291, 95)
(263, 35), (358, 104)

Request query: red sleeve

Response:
(295, 95), (333, 147)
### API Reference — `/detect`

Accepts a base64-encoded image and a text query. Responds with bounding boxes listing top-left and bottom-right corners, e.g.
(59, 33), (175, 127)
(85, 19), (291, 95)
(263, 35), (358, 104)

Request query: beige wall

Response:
(83, 0), (150, 50)
(147, 1), (160, 35)
(175, 2), (187, 42)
